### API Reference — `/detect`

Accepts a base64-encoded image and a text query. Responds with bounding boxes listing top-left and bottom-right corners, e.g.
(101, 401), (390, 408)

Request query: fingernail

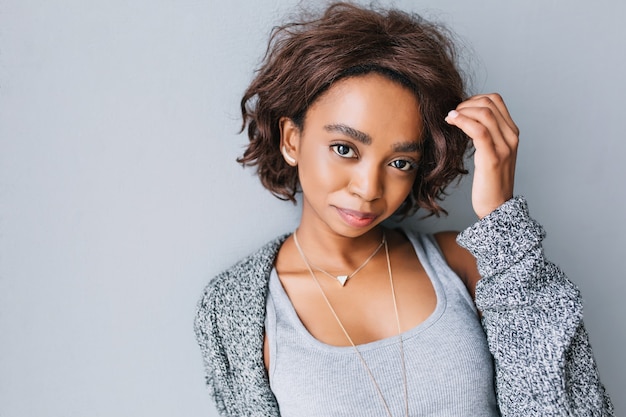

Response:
(447, 110), (459, 119)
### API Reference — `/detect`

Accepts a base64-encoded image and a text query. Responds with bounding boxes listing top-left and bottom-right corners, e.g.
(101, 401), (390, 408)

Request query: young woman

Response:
(194, 3), (613, 416)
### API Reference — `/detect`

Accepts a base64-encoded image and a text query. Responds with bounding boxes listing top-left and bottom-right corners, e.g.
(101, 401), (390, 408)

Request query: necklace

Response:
(293, 230), (409, 417)
(296, 233), (385, 286)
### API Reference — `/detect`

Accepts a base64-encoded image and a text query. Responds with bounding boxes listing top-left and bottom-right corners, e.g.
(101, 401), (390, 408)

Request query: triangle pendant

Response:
(336, 275), (349, 286)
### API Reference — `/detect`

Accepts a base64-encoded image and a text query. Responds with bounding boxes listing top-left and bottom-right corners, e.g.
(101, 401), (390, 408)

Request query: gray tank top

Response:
(265, 232), (500, 417)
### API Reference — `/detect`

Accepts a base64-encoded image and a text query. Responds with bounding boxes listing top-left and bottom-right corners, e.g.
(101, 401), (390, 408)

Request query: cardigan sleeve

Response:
(456, 197), (613, 417)
(194, 274), (236, 417)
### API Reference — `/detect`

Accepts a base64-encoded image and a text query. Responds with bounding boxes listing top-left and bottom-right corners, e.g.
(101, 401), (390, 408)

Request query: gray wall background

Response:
(1, 0), (624, 416)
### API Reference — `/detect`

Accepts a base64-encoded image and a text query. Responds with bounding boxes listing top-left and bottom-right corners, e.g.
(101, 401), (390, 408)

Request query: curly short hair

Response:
(238, 2), (469, 216)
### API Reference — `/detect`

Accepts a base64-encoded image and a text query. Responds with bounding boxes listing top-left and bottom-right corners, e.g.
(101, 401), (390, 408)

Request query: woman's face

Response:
(283, 73), (423, 238)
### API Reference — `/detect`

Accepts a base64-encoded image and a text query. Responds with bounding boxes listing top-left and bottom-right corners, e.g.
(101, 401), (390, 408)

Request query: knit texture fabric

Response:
(457, 197), (613, 416)
(195, 197), (613, 416)
(194, 235), (287, 417)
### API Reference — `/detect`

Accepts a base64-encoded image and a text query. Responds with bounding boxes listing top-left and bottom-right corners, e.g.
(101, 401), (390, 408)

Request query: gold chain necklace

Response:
(293, 230), (409, 417)
(304, 234), (385, 286)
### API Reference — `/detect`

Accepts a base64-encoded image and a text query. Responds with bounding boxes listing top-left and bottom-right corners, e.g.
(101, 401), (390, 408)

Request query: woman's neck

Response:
(293, 224), (385, 269)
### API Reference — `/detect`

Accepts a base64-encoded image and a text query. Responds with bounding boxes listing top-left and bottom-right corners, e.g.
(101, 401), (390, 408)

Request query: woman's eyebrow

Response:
(392, 141), (421, 153)
(324, 123), (372, 145)
(324, 123), (420, 152)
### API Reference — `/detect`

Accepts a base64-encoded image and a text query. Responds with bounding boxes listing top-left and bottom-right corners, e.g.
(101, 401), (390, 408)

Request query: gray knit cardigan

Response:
(194, 197), (613, 416)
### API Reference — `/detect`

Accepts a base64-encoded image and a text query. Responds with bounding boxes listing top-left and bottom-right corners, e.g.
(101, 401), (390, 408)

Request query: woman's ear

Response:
(279, 117), (299, 166)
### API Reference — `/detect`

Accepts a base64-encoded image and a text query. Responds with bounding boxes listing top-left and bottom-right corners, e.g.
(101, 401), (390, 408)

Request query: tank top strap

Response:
(403, 230), (477, 313)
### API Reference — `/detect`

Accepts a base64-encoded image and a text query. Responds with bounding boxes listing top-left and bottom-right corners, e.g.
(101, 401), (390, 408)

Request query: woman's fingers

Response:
(458, 93), (519, 137)
(445, 93), (519, 219)
(453, 94), (519, 149)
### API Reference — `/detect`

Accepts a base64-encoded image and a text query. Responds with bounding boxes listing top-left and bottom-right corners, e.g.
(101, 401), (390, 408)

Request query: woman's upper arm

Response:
(434, 231), (481, 300)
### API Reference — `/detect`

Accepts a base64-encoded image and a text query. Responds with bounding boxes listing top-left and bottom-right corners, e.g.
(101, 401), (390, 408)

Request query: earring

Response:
(282, 146), (297, 165)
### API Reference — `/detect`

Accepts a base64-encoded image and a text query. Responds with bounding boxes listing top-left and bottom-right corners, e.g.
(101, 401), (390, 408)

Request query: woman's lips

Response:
(335, 207), (378, 228)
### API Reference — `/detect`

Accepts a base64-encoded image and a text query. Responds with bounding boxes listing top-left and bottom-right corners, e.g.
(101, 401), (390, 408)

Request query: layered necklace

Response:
(292, 230), (409, 417)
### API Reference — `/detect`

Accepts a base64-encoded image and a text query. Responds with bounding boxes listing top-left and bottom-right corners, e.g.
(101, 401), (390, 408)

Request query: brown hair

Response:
(238, 2), (469, 216)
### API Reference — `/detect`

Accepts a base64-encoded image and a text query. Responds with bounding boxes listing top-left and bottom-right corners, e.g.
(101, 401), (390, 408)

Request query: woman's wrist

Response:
(456, 196), (545, 277)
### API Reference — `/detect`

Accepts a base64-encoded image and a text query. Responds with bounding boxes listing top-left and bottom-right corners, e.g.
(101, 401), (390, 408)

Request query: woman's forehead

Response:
(302, 73), (423, 143)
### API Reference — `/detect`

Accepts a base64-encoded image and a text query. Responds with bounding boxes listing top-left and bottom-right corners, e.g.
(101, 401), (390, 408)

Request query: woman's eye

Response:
(331, 144), (356, 158)
(389, 159), (415, 171)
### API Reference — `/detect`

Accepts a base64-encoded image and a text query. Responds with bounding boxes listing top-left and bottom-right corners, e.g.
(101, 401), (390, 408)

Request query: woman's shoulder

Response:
(197, 234), (289, 309)
(216, 234), (288, 281)
(399, 228), (479, 298)
(194, 233), (289, 344)
(432, 231), (479, 296)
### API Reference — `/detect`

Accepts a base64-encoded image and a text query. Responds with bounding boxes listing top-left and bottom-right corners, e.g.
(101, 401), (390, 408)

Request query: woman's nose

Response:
(348, 163), (383, 202)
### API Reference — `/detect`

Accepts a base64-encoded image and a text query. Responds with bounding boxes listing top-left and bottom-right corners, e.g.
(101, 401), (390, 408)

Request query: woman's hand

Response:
(445, 93), (519, 219)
